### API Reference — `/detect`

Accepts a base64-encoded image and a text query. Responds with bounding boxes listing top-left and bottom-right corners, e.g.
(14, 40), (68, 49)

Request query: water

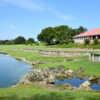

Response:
(0, 54), (31, 88)
(55, 77), (100, 91)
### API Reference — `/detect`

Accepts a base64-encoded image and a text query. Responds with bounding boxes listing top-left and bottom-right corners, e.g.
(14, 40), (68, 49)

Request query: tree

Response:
(26, 38), (35, 45)
(93, 38), (99, 45)
(75, 26), (87, 35)
(37, 27), (56, 45)
(14, 36), (26, 44)
(54, 25), (71, 44)
(84, 38), (90, 45)
(37, 25), (88, 45)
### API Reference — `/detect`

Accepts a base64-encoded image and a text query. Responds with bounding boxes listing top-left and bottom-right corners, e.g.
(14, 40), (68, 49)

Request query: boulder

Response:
(67, 69), (73, 75)
(88, 75), (96, 81)
(89, 75), (98, 83)
(79, 81), (92, 91)
(47, 74), (55, 84)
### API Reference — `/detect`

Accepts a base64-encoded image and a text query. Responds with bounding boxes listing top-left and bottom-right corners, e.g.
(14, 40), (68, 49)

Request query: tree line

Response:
(0, 36), (35, 45)
(0, 25), (87, 45)
(37, 25), (87, 45)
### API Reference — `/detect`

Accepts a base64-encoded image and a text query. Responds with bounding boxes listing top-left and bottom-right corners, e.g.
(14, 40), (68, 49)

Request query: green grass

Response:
(0, 45), (100, 100)
(39, 56), (100, 76)
(0, 84), (100, 100)
(52, 42), (100, 49)
(0, 45), (100, 76)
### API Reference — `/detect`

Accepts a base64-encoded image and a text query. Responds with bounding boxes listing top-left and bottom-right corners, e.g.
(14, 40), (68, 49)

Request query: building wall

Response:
(74, 35), (100, 44)
(73, 37), (88, 44)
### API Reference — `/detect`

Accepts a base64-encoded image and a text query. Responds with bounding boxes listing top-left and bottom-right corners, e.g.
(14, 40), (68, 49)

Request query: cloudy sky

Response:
(0, 0), (100, 40)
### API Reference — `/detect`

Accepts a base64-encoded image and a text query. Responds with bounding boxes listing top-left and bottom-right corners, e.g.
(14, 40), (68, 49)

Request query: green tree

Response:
(37, 27), (56, 45)
(26, 38), (35, 45)
(54, 25), (71, 44)
(37, 25), (88, 45)
(75, 26), (87, 35)
(93, 38), (99, 45)
(14, 36), (26, 44)
(84, 38), (90, 45)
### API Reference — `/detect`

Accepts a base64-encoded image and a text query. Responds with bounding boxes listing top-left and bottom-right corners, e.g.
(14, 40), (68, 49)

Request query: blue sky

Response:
(0, 0), (100, 40)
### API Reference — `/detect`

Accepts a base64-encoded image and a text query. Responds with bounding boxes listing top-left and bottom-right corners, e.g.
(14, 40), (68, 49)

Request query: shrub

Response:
(84, 38), (90, 45)
(93, 38), (99, 45)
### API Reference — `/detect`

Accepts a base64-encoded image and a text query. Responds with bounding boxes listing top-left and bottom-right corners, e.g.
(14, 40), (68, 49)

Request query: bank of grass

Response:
(0, 84), (100, 100)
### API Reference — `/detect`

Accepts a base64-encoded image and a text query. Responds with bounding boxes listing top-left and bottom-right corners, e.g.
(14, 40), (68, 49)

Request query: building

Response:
(73, 28), (100, 44)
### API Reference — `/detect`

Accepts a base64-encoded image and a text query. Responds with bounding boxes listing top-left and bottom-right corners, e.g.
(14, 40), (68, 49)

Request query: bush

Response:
(84, 38), (90, 45)
(93, 38), (99, 45)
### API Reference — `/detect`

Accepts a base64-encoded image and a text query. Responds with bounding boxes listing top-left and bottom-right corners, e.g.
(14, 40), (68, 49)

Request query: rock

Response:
(56, 73), (68, 80)
(89, 75), (98, 84)
(67, 69), (73, 75)
(97, 78), (100, 84)
(47, 74), (55, 84)
(79, 81), (92, 91)
(80, 81), (91, 87)
(25, 68), (46, 82)
(19, 66), (74, 87)
(89, 75), (96, 81)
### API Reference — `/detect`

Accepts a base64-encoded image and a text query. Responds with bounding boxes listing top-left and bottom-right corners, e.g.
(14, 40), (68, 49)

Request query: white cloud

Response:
(1, 0), (45, 11)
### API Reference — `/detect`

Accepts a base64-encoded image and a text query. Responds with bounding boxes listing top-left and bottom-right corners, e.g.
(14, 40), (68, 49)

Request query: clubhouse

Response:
(73, 28), (100, 44)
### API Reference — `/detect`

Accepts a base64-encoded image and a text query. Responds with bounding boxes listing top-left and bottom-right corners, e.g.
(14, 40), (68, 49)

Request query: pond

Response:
(0, 54), (31, 88)
(55, 77), (100, 91)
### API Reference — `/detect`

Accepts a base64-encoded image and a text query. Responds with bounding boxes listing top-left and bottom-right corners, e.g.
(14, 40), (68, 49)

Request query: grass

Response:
(0, 84), (100, 100)
(52, 42), (100, 49)
(0, 45), (100, 100)
(0, 45), (100, 76)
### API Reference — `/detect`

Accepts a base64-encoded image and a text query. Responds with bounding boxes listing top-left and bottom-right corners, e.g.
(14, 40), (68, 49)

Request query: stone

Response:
(80, 81), (91, 87)
(97, 78), (100, 84)
(88, 75), (96, 81)
(67, 69), (73, 76)
(89, 75), (98, 84)
(79, 81), (92, 91)
(47, 74), (55, 84)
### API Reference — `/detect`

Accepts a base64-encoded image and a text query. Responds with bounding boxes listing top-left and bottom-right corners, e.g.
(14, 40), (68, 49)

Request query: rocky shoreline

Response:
(3, 52), (100, 91)
(18, 65), (100, 91)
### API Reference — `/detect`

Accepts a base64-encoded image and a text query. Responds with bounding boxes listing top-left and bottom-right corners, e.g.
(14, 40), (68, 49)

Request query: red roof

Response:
(74, 28), (100, 38)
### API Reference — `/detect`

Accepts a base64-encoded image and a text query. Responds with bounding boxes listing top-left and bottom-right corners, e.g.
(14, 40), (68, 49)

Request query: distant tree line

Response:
(0, 25), (87, 45)
(37, 25), (87, 45)
(0, 36), (35, 45)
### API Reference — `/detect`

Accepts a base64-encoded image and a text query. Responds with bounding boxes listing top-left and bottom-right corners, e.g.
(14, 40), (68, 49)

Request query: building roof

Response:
(74, 28), (100, 38)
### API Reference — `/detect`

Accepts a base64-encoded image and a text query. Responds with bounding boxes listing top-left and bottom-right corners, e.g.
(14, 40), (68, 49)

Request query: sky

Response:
(0, 0), (100, 40)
